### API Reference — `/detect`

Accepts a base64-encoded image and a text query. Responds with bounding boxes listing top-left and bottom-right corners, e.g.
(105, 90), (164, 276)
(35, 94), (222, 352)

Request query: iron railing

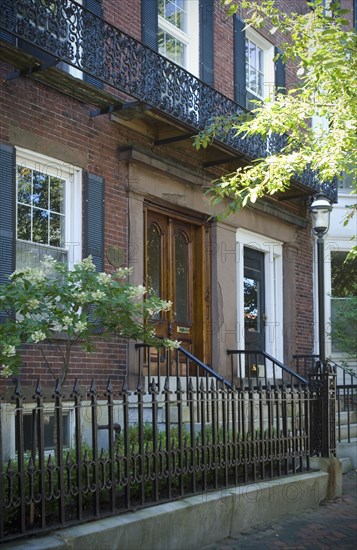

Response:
(294, 354), (356, 446)
(0, 0), (338, 201)
(227, 350), (308, 388)
(308, 361), (336, 457)
(329, 360), (357, 444)
(136, 344), (233, 390)
(293, 354), (319, 380)
(0, 374), (314, 543)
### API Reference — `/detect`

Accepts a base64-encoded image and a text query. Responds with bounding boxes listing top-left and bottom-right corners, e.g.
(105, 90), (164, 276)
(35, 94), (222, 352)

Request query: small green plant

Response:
(0, 256), (178, 384)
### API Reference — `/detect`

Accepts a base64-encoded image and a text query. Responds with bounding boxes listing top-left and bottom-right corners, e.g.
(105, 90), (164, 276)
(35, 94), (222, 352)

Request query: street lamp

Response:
(310, 194), (333, 364)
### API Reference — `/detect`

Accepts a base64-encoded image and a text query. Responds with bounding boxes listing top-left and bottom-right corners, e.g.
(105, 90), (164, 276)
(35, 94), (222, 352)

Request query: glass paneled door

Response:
(244, 247), (265, 376)
(145, 208), (211, 368)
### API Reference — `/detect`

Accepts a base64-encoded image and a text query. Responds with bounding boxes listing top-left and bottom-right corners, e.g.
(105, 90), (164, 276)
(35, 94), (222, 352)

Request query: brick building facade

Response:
(0, 0), (347, 397)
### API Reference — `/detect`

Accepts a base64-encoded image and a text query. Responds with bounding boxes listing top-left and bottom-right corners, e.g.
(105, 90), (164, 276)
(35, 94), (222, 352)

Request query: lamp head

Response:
(310, 194), (332, 237)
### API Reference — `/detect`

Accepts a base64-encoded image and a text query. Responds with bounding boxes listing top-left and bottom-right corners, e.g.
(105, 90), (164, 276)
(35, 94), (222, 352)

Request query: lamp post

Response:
(310, 194), (333, 364)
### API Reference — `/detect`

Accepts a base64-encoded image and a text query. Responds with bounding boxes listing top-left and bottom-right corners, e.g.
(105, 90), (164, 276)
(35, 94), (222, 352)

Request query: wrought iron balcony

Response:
(0, 0), (337, 202)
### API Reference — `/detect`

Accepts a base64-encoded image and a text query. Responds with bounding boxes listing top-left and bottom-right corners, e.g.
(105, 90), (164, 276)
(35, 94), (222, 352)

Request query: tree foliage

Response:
(195, 0), (357, 250)
(0, 257), (177, 384)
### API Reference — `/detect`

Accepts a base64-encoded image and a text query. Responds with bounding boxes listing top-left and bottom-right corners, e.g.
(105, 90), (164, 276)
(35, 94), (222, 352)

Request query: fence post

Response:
(311, 362), (336, 457)
(321, 363), (336, 457)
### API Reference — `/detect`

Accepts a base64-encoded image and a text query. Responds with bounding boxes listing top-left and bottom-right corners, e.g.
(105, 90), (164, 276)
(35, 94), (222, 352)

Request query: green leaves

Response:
(0, 257), (177, 383)
(195, 0), (357, 220)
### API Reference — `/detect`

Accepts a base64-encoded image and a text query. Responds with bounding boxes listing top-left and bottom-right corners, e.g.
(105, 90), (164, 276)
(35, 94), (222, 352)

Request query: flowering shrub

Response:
(0, 256), (177, 383)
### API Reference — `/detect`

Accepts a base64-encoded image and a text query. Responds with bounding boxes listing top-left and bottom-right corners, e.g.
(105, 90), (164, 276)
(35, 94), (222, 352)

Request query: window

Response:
(158, 0), (199, 75)
(339, 173), (354, 193)
(16, 149), (82, 271)
(16, 410), (72, 453)
(330, 251), (357, 354)
(246, 39), (264, 98)
(245, 28), (274, 106)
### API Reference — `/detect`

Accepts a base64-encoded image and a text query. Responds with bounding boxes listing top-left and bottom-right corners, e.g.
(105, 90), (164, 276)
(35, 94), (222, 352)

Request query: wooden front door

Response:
(145, 207), (211, 364)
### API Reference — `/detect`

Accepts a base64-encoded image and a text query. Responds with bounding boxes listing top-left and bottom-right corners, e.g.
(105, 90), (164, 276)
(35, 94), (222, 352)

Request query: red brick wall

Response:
(0, 64), (130, 391)
(1, 0), (348, 390)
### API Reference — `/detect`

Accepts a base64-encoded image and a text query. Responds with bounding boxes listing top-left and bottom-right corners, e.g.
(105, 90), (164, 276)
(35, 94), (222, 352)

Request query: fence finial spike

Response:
(188, 378), (194, 392)
(164, 376), (170, 392)
(72, 378), (80, 396)
(122, 376), (129, 394)
(89, 379), (97, 396)
(107, 377), (113, 395)
(14, 377), (22, 397)
(199, 378), (205, 391)
(149, 378), (157, 394)
(35, 378), (43, 398)
(54, 378), (62, 397)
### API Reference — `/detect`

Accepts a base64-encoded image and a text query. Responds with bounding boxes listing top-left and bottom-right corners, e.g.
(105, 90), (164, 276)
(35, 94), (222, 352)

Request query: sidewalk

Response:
(203, 470), (357, 550)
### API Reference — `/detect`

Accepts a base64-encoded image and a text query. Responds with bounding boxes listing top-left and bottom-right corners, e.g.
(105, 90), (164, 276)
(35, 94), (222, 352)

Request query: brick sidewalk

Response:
(203, 471), (357, 550)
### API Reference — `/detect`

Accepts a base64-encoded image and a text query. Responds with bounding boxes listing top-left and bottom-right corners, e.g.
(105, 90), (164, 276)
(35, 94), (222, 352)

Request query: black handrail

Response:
(135, 343), (233, 389)
(177, 346), (233, 389)
(227, 349), (308, 387)
(328, 358), (357, 385)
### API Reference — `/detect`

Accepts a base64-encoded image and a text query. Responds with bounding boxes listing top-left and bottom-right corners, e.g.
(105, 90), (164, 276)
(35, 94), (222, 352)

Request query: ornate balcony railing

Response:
(0, 0), (337, 201)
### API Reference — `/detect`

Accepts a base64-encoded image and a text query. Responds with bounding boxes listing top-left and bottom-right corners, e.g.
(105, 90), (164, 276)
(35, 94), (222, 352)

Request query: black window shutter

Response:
(233, 15), (246, 108)
(141, 0), (158, 50)
(84, 172), (104, 272)
(83, 0), (104, 89)
(0, 144), (16, 322)
(199, 0), (214, 85)
(0, 0), (16, 44)
(275, 46), (286, 94)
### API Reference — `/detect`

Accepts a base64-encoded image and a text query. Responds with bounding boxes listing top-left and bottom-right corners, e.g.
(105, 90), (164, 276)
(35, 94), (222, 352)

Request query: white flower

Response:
(98, 273), (112, 285)
(3, 344), (16, 357)
(15, 268), (46, 284)
(74, 321), (87, 333)
(115, 267), (132, 278)
(1, 365), (13, 378)
(129, 285), (146, 298)
(73, 291), (89, 305)
(91, 290), (106, 300)
(62, 316), (73, 330)
(79, 257), (96, 271)
(27, 298), (40, 309)
(31, 331), (46, 343)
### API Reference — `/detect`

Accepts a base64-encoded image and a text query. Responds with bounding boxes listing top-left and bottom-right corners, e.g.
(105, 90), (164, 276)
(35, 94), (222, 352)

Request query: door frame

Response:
(144, 202), (212, 364)
(236, 229), (283, 361)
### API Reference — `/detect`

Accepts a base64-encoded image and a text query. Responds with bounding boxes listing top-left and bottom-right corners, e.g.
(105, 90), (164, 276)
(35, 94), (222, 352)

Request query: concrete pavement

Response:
(202, 470), (357, 549)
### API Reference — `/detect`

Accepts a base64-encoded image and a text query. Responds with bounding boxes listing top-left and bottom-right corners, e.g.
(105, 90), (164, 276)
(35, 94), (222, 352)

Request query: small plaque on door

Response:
(177, 326), (190, 334)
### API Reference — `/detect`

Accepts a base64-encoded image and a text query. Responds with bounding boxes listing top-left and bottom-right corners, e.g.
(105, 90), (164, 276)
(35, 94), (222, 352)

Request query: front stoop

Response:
(2, 472), (334, 550)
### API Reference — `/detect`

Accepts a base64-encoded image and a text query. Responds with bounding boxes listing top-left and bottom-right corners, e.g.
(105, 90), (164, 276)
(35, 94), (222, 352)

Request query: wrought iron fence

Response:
(294, 354), (356, 447)
(0, 374), (315, 543)
(0, 0), (337, 201)
(330, 360), (357, 444)
(293, 354), (319, 380)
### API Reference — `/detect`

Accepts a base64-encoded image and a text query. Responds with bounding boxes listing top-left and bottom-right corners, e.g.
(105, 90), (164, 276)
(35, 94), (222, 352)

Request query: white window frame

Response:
(158, 0), (199, 76)
(323, 241), (357, 363)
(236, 229), (283, 364)
(245, 27), (275, 100)
(1, 402), (74, 460)
(15, 147), (82, 271)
